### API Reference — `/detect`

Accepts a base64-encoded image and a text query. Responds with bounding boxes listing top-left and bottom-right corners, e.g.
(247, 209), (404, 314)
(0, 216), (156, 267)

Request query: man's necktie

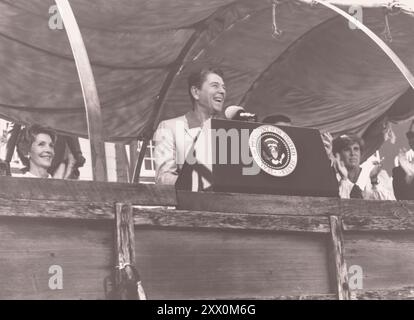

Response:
(350, 184), (363, 199)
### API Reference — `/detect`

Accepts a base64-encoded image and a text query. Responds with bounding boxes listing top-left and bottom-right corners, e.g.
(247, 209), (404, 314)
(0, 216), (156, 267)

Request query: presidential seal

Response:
(249, 125), (297, 177)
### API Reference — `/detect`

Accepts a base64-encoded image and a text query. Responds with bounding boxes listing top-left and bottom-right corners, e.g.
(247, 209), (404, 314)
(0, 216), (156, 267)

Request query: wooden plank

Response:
(177, 191), (340, 215)
(344, 232), (414, 291)
(133, 207), (330, 233)
(0, 197), (329, 233)
(0, 198), (114, 221)
(213, 287), (414, 300)
(177, 191), (414, 218)
(344, 215), (414, 232)
(216, 294), (336, 300)
(354, 287), (414, 300)
(0, 217), (112, 299)
(134, 229), (331, 299)
(329, 216), (351, 300)
(55, 0), (107, 181)
(0, 176), (176, 205)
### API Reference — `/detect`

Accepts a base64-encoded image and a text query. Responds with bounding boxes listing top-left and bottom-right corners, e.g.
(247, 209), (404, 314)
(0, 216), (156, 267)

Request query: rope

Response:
(381, 9), (393, 42)
(272, 0), (283, 38)
(105, 263), (147, 300)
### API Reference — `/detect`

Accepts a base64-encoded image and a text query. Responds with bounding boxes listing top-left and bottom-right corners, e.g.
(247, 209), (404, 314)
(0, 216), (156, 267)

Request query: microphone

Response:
(225, 106), (258, 122)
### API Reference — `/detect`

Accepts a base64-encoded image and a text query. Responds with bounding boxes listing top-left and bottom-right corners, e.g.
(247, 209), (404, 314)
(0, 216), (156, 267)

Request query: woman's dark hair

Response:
(16, 124), (56, 168)
(332, 134), (364, 155)
(187, 67), (224, 104)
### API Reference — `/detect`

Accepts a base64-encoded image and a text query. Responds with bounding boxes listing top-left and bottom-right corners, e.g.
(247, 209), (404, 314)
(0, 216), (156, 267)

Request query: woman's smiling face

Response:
(29, 133), (55, 170)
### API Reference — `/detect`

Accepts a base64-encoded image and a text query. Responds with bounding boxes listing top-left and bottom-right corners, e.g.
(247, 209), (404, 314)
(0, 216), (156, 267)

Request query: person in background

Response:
(392, 130), (414, 200)
(262, 114), (334, 165)
(3, 122), (85, 179)
(332, 134), (395, 200)
(15, 124), (56, 178)
(262, 114), (292, 126)
(153, 66), (226, 185)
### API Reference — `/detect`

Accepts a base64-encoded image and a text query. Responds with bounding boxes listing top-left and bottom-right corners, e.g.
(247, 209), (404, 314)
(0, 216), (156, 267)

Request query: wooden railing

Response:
(0, 176), (413, 299)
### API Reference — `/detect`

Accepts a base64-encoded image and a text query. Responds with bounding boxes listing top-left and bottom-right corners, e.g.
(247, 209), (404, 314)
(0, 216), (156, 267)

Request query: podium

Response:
(176, 119), (338, 197)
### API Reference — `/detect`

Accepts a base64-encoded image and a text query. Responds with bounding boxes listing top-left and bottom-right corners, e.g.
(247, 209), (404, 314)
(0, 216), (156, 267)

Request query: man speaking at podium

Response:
(153, 67), (226, 184)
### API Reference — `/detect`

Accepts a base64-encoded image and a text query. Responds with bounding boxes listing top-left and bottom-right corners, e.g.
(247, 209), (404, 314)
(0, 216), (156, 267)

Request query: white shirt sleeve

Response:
(153, 121), (179, 185)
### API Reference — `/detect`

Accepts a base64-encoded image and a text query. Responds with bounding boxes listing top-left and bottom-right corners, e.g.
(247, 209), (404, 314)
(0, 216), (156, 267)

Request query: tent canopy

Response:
(0, 0), (413, 156)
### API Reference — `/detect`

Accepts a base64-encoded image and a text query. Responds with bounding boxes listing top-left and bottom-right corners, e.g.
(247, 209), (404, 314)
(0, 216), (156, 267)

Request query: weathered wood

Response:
(0, 198), (114, 221)
(114, 203), (145, 300)
(177, 191), (340, 215)
(0, 197), (329, 233)
(177, 191), (414, 218)
(215, 294), (336, 300)
(344, 232), (414, 292)
(0, 217), (112, 299)
(354, 287), (414, 300)
(4, 195), (414, 233)
(134, 229), (331, 299)
(55, 0), (107, 181)
(329, 216), (351, 300)
(0, 176), (176, 205)
(133, 207), (330, 233)
(214, 287), (414, 300)
(343, 215), (414, 232)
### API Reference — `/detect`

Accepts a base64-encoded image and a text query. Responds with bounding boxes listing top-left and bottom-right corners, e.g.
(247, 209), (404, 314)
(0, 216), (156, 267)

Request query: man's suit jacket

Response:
(153, 113), (201, 185)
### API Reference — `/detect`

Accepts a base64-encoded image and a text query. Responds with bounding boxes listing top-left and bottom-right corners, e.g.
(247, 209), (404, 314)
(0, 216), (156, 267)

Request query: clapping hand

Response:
(398, 148), (414, 176)
(369, 156), (384, 182)
(333, 153), (348, 180)
(321, 132), (334, 166)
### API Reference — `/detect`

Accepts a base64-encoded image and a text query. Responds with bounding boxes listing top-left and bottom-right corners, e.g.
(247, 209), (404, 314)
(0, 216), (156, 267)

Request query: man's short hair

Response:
(262, 114), (292, 125)
(332, 134), (364, 155)
(187, 67), (224, 104)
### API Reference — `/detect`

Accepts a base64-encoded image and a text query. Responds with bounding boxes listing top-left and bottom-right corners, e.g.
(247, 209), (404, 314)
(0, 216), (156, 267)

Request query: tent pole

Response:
(131, 138), (149, 184)
(55, 0), (107, 181)
(313, 0), (414, 90)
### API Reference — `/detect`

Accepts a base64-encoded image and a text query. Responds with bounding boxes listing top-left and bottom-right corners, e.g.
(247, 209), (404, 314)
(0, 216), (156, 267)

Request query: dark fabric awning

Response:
(0, 0), (413, 157)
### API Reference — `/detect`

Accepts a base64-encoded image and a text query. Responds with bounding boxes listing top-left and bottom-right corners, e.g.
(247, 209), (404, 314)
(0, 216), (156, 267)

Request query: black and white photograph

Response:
(0, 0), (414, 306)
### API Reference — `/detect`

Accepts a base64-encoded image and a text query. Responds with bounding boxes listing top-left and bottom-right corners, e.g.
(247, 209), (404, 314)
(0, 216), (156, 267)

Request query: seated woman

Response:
(332, 134), (395, 200)
(16, 124), (56, 178)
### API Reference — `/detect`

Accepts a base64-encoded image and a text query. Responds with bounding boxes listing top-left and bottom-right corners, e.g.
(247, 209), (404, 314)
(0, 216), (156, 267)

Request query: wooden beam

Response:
(0, 198), (328, 233)
(128, 141), (138, 183)
(312, 0), (414, 90)
(55, 0), (107, 181)
(177, 190), (414, 219)
(5, 198), (414, 233)
(114, 203), (146, 300)
(329, 216), (351, 300)
(0, 176), (177, 205)
(343, 215), (414, 232)
(355, 287), (414, 300)
(132, 139), (149, 183)
(132, 207), (330, 233)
